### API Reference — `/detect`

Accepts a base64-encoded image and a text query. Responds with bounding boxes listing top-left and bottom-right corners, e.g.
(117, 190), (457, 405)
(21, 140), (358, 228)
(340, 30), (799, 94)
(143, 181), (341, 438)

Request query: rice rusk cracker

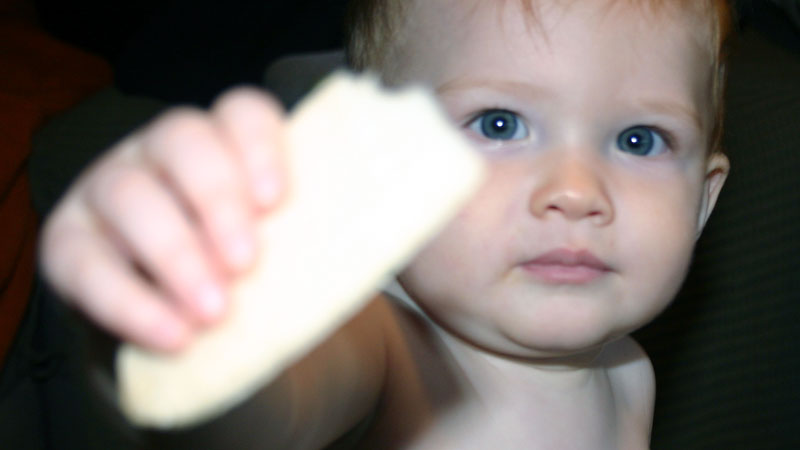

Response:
(116, 72), (485, 428)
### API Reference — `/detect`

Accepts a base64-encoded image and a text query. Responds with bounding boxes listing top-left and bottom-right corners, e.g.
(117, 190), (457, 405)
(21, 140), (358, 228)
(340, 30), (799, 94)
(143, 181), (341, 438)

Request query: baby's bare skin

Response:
(335, 0), (724, 446)
(354, 297), (653, 449)
(40, 0), (729, 447)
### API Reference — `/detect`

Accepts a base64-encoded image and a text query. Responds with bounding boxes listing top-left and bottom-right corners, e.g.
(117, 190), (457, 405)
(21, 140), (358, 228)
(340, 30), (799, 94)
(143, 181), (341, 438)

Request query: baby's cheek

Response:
(402, 235), (466, 294)
(626, 209), (697, 294)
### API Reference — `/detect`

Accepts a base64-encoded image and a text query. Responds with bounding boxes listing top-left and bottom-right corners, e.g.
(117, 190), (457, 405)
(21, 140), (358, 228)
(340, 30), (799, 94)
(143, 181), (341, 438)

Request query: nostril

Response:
(530, 170), (613, 223)
(588, 206), (614, 225)
(536, 193), (612, 224)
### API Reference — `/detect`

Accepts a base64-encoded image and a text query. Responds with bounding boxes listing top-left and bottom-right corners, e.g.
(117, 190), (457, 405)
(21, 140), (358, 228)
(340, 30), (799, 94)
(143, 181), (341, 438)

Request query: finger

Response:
(85, 161), (227, 323)
(41, 207), (192, 351)
(211, 87), (287, 210)
(142, 108), (256, 272)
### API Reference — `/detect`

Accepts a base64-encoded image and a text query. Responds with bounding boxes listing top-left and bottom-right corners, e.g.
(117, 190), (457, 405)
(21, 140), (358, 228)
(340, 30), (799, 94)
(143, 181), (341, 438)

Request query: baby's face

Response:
(394, 0), (728, 358)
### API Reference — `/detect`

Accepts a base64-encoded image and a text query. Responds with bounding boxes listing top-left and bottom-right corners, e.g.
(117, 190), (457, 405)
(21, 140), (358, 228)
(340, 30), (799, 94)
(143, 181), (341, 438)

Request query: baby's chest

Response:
(357, 373), (647, 450)
(359, 398), (645, 450)
(356, 308), (652, 449)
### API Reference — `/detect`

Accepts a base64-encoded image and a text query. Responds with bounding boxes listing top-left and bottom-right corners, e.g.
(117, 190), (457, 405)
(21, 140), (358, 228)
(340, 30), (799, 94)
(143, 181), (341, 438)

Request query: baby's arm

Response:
(41, 74), (484, 445)
(39, 87), (390, 446)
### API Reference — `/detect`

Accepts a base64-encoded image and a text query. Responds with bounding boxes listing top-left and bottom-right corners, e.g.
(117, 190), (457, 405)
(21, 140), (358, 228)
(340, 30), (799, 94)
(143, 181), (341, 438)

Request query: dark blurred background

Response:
(28, 0), (800, 104)
(35, 0), (350, 105)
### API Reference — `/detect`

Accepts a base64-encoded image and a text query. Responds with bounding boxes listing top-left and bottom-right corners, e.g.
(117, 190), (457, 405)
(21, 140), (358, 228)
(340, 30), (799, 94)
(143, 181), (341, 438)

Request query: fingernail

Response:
(196, 281), (226, 319)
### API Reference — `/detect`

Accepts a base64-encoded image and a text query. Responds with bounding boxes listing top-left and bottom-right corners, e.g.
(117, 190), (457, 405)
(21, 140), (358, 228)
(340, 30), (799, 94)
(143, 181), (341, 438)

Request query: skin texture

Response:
(373, 0), (729, 447)
(395, 0), (729, 360)
(40, 0), (729, 447)
(42, 88), (288, 350)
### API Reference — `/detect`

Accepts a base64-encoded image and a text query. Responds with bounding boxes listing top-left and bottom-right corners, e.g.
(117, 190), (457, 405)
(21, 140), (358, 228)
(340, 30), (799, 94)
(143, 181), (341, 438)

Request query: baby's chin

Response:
(491, 332), (626, 362)
(503, 313), (641, 354)
(438, 314), (634, 364)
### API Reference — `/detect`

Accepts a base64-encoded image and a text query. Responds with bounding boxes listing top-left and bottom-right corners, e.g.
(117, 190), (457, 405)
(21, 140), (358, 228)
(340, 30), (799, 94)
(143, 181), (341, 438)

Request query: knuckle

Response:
(88, 164), (151, 211)
(144, 107), (214, 160)
(182, 164), (242, 211)
(214, 86), (283, 114)
(193, 185), (250, 235)
(212, 89), (285, 146)
(39, 221), (76, 288)
(144, 110), (242, 191)
(39, 206), (94, 291)
(40, 205), (70, 253)
(149, 240), (210, 301)
(66, 243), (109, 308)
(152, 106), (208, 134)
(150, 235), (193, 271)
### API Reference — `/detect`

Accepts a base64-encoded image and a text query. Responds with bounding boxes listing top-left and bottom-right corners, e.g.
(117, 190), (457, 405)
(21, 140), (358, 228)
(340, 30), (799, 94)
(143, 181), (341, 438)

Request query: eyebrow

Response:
(436, 77), (553, 100)
(633, 99), (705, 135)
(437, 77), (705, 134)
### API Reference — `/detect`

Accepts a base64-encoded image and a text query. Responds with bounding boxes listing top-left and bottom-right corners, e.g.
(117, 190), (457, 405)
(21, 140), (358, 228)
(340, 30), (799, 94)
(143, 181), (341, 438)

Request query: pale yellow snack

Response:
(116, 71), (485, 428)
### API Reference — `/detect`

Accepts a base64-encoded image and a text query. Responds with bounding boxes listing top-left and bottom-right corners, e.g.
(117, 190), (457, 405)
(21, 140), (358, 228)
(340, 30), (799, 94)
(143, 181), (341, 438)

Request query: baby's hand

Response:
(41, 88), (286, 352)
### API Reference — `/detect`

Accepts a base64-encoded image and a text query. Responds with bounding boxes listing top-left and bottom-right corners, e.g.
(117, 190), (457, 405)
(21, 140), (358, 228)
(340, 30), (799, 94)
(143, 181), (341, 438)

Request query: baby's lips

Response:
(519, 248), (613, 284)
(524, 248), (611, 271)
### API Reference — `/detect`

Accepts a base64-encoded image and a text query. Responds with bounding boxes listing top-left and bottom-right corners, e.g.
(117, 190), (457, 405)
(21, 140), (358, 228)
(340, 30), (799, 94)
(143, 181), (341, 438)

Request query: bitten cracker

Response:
(116, 71), (485, 428)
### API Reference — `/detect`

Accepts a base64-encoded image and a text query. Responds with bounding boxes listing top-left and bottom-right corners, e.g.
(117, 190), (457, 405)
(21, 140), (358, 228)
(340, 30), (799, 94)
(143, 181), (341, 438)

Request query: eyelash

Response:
(642, 125), (676, 150)
(461, 109), (679, 157)
(614, 124), (682, 158)
(464, 108), (529, 141)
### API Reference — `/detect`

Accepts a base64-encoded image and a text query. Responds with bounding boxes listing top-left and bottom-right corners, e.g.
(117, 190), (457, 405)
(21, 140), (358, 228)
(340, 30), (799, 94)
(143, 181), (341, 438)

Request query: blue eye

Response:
(468, 109), (528, 141)
(616, 126), (668, 156)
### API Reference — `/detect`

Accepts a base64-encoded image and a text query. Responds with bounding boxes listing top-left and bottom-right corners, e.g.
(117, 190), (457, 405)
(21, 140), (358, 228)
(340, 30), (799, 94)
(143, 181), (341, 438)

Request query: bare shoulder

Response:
(601, 336), (656, 427)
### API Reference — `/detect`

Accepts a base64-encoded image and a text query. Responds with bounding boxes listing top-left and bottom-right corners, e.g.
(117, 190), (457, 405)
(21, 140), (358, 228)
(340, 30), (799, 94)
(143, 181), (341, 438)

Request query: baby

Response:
(41, 0), (732, 448)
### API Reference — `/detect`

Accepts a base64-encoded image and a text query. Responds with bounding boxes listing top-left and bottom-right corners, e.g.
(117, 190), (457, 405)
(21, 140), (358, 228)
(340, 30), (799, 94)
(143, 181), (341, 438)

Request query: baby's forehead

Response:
(398, 0), (715, 57)
(399, 0), (717, 108)
(399, 0), (715, 38)
(350, 0), (726, 152)
(396, 0), (718, 79)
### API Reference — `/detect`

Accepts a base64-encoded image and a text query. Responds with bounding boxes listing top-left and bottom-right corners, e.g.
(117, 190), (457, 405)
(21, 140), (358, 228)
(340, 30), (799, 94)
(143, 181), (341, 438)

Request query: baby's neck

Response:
(385, 279), (614, 397)
(411, 326), (626, 449)
(435, 326), (613, 406)
(372, 288), (653, 448)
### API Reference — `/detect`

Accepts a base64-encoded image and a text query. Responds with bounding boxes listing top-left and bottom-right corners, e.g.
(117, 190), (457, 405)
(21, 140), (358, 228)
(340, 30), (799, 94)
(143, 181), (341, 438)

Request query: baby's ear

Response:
(696, 152), (730, 238)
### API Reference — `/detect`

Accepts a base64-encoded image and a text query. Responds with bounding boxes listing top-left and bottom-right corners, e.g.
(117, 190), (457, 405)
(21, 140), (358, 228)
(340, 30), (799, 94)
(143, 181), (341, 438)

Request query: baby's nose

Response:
(529, 156), (613, 225)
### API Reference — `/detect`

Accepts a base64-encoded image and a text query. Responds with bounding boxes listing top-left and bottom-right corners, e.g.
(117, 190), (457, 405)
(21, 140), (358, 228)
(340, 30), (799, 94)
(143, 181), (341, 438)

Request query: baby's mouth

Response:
(520, 249), (612, 284)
